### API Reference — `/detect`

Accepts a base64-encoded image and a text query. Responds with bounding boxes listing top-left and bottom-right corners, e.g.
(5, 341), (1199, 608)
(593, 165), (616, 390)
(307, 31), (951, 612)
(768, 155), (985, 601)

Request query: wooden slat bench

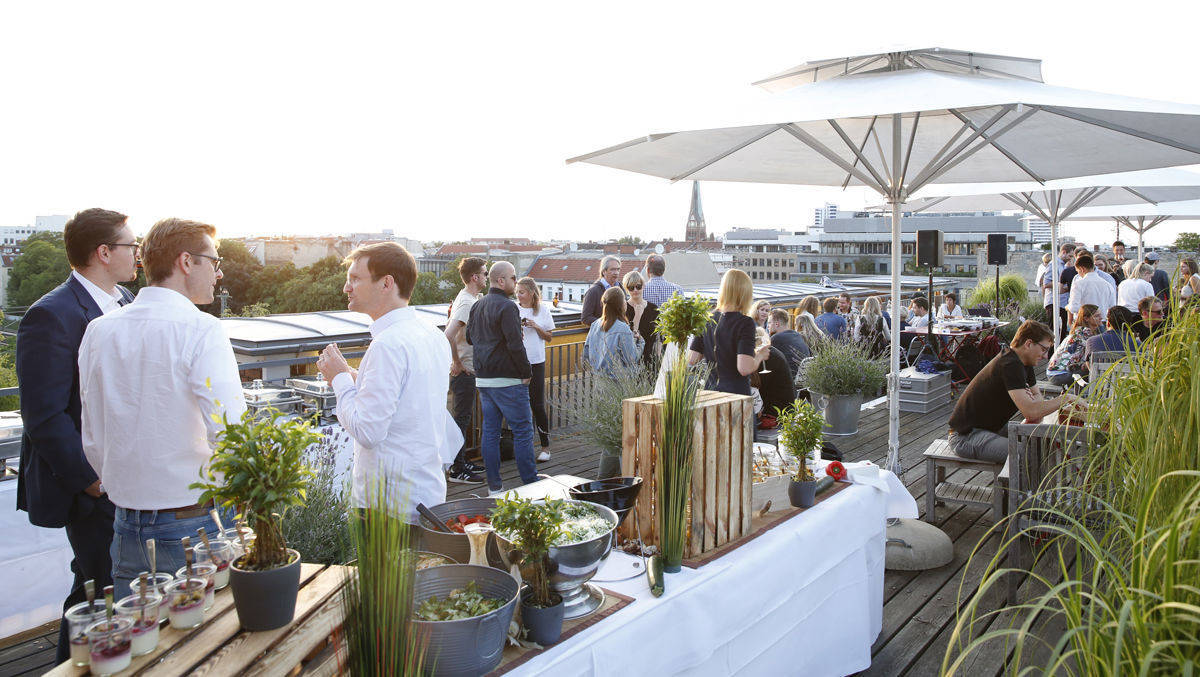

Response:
(923, 438), (1005, 521)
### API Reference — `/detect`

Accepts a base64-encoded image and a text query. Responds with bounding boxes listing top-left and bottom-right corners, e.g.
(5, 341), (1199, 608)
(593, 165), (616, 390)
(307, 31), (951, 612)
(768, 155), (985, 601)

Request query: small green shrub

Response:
(801, 339), (887, 396)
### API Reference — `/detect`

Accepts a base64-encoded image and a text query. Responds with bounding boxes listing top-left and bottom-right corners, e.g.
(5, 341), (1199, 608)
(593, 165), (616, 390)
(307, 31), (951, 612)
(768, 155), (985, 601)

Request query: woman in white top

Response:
(936, 292), (965, 321)
(1035, 253), (1051, 307)
(517, 277), (555, 460)
(1178, 258), (1200, 307)
(1117, 263), (1156, 312)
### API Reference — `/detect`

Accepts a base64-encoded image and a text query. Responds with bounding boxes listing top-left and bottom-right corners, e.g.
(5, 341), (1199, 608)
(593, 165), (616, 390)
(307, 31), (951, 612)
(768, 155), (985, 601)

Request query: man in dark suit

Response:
(16, 208), (139, 663)
(580, 255), (623, 327)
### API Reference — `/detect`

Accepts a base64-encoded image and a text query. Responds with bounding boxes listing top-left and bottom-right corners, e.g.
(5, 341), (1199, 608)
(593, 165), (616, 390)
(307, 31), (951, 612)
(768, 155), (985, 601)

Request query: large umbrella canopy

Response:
(567, 48), (1200, 476)
(753, 47), (1045, 89)
(898, 168), (1200, 339)
(1067, 199), (1200, 262)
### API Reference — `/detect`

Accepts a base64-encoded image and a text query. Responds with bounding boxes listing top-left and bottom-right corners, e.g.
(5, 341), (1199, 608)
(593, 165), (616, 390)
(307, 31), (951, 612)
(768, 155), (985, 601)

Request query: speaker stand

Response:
(995, 264), (1001, 315)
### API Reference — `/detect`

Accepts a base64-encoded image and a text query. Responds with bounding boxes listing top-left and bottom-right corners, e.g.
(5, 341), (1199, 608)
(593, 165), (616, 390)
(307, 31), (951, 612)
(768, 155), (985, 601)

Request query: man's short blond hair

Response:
(141, 218), (217, 284)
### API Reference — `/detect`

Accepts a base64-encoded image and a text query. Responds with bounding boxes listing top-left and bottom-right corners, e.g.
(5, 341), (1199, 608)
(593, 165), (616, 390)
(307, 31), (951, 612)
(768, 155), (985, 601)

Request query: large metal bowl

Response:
(412, 564), (520, 677)
(495, 499), (618, 620)
(415, 498), (502, 566)
(568, 476), (643, 527)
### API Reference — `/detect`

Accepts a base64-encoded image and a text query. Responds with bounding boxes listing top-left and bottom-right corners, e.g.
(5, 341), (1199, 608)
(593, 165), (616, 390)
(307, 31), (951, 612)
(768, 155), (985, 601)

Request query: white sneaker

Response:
(537, 451), (551, 462)
(487, 487), (508, 498)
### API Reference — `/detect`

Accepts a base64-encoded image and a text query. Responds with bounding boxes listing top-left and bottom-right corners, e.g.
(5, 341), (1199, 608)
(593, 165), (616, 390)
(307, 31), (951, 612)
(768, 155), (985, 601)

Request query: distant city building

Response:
(722, 228), (814, 282)
(35, 215), (68, 231)
(796, 211), (1035, 276)
(235, 232), (423, 268)
(685, 181), (707, 242)
(1023, 217), (1052, 244)
(417, 241), (558, 277)
(526, 250), (719, 304)
(1, 216), (63, 245)
(0, 244), (23, 307)
(813, 202), (838, 230)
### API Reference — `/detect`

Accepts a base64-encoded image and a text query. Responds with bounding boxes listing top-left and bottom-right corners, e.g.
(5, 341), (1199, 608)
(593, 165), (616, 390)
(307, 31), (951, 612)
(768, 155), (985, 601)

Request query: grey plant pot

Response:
(229, 549), (301, 631)
(789, 480), (818, 508)
(812, 391), (864, 436)
(521, 590), (565, 645)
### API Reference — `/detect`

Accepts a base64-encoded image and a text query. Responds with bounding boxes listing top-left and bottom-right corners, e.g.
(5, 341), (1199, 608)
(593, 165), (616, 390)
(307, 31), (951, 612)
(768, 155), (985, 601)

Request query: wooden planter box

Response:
(620, 390), (754, 558)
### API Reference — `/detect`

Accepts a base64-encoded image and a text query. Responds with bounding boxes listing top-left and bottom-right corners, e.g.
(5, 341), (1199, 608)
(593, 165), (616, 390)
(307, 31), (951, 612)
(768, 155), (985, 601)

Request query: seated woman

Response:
(936, 292), (965, 321)
(749, 328), (796, 423)
(1046, 303), (1101, 383)
(752, 299), (773, 332)
(584, 286), (642, 377)
(623, 270), (660, 368)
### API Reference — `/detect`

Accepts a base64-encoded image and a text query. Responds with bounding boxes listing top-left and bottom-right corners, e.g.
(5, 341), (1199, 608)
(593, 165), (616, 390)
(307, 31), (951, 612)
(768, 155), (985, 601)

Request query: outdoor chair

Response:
(923, 438), (1005, 522)
(1003, 421), (1107, 603)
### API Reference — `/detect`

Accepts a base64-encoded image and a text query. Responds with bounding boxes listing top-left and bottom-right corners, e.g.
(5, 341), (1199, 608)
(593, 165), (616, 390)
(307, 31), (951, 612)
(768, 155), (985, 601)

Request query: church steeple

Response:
(685, 181), (706, 242)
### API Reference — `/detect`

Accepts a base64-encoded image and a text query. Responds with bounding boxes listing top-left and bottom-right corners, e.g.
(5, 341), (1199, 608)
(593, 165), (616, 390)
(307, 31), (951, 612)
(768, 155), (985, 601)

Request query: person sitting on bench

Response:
(947, 320), (1085, 463)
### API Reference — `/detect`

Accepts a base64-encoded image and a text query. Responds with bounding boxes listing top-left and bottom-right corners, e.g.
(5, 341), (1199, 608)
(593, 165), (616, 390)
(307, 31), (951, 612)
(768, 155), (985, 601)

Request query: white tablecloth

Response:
(0, 481), (74, 638)
(509, 483), (888, 677)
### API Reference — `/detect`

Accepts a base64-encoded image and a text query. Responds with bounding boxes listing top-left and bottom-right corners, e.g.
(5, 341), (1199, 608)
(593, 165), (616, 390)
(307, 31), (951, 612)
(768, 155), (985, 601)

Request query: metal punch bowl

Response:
(415, 498), (503, 566)
(495, 500), (618, 620)
(412, 564), (520, 677)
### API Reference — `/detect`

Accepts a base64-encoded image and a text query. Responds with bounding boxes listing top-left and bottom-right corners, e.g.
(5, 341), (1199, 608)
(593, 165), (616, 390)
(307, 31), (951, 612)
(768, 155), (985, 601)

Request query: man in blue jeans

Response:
(466, 261), (538, 494)
(78, 218), (246, 599)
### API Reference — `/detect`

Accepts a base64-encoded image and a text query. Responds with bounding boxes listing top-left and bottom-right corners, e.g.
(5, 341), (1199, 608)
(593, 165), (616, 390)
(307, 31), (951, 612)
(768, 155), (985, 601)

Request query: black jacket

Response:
(580, 280), (607, 328)
(466, 288), (532, 380)
(17, 276), (132, 528)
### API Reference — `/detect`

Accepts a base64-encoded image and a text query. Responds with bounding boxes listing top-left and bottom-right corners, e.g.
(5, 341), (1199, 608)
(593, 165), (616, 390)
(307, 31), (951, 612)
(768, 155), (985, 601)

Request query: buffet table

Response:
(508, 481), (889, 676)
(0, 479), (74, 638)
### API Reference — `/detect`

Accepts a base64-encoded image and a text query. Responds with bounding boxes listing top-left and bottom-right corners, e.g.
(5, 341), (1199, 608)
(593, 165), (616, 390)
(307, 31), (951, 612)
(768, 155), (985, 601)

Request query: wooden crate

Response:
(620, 390), (754, 558)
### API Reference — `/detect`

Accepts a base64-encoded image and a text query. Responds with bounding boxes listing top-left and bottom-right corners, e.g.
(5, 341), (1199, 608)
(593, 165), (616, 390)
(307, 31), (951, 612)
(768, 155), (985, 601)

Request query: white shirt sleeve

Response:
(189, 322), (248, 443)
(333, 344), (408, 448)
(537, 306), (555, 332)
(1066, 280), (1081, 314)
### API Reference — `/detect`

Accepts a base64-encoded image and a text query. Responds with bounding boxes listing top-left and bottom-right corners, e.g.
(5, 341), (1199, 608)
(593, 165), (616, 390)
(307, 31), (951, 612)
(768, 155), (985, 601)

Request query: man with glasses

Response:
(16, 208), (137, 663)
(947, 320), (1084, 463)
(1132, 296), (1165, 342)
(581, 255), (623, 328)
(77, 218), (246, 599)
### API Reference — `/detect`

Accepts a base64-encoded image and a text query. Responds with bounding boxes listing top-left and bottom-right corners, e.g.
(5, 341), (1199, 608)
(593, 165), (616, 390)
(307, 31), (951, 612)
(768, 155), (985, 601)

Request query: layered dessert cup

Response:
(115, 592), (163, 657)
(220, 527), (255, 560)
(64, 601), (106, 667)
(195, 539), (233, 590)
(85, 616), (133, 676)
(165, 578), (207, 629)
(130, 572), (174, 599)
(175, 563), (217, 611)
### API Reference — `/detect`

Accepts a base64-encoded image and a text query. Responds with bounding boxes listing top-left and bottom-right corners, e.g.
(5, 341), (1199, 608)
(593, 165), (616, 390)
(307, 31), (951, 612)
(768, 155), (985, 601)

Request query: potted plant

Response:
(192, 409), (320, 630)
(490, 495), (567, 645)
(800, 340), (886, 435)
(778, 400), (825, 508)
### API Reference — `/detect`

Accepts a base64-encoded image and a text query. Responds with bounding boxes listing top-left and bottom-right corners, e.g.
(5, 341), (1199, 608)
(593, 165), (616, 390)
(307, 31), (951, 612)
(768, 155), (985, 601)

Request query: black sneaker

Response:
(447, 467), (485, 484)
(464, 461), (487, 474)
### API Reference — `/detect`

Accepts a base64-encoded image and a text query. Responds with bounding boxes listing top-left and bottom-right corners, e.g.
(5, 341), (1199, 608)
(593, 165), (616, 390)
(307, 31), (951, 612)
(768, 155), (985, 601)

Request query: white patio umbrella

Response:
(1066, 199), (1200, 262)
(902, 168), (1200, 339)
(567, 48), (1200, 475)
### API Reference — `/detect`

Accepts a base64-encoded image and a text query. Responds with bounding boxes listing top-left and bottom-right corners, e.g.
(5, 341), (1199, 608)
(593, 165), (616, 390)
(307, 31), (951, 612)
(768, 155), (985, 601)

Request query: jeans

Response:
(528, 362), (550, 448)
(57, 495), (115, 663)
(449, 371), (476, 468)
(478, 384), (538, 491)
(1045, 304), (1069, 342)
(110, 505), (235, 600)
(949, 427), (1009, 464)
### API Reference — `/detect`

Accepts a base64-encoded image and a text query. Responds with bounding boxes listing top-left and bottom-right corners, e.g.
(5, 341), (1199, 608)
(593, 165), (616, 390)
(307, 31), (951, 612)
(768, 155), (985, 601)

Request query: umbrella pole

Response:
(1051, 219), (1060, 342)
(887, 197), (902, 476)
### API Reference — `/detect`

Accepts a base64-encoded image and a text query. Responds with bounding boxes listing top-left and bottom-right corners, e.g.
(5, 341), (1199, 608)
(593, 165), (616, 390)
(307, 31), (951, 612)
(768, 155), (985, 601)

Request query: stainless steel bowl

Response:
(412, 564), (519, 677)
(495, 499), (618, 620)
(415, 498), (502, 566)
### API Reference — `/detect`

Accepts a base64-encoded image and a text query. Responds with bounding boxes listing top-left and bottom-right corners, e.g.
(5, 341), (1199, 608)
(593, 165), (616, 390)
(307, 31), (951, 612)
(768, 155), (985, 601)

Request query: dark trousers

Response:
(449, 371), (476, 468)
(57, 495), (115, 664)
(1045, 304), (1069, 341)
(528, 362), (550, 448)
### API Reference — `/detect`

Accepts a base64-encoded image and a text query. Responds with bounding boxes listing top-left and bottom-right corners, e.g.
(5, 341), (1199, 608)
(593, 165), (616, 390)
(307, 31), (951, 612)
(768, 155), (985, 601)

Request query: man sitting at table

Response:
(815, 297), (846, 340)
(947, 320), (1083, 463)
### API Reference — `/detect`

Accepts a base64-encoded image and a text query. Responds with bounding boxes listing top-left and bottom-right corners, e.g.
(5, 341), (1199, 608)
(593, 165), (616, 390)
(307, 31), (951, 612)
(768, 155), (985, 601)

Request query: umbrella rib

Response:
(910, 195), (950, 213)
(1058, 186), (1107, 220)
(566, 133), (673, 164)
(1041, 106), (1200, 156)
(840, 116), (879, 190)
(909, 105), (1026, 193)
(1121, 186), (1160, 206)
(918, 53), (1043, 82)
(946, 108), (1045, 184)
(1003, 192), (1052, 224)
(899, 111), (921, 189)
(902, 104), (1036, 193)
(919, 123), (972, 182)
(781, 124), (885, 193)
(668, 125), (785, 182)
(829, 119), (889, 191)
(870, 126), (894, 186)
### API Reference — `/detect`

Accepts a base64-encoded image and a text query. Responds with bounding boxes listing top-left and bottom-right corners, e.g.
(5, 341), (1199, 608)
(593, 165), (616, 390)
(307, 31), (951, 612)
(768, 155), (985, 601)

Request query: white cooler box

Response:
(898, 367), (952, 413)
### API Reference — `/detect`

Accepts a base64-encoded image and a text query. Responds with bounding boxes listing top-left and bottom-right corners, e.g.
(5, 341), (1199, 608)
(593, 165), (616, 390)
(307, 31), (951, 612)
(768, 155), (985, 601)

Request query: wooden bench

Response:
(923, 438), (1005, 521)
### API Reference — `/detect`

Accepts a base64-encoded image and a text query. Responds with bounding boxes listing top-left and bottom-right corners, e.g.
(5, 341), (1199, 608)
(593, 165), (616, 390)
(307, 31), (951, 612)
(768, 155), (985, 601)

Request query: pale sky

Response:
(3, 0), (1199, 246)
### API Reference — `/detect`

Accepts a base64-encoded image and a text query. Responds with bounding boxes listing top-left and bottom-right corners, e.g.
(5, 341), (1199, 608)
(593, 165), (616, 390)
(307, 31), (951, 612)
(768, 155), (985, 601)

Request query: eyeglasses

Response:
(188, 252), (222, 272)
(105, 242), (142, 254)
(1037, 342), (1054, 355)
(627, 284), (643, 291)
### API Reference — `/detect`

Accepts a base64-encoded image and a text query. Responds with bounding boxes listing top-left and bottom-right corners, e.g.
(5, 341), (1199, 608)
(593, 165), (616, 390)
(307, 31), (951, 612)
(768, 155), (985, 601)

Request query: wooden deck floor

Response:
(1, 398), (1039, 677)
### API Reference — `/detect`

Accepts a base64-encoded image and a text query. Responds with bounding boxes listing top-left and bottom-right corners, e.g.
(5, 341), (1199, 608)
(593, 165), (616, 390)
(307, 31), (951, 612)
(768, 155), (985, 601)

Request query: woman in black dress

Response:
(696, 269), (768, 396)
(623, 270), (660, 368)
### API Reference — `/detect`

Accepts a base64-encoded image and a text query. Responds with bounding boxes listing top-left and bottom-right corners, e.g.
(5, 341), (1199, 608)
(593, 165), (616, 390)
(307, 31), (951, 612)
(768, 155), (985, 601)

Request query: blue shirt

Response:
(816, 312), (847, 340)
(643, 276), (682, 307)
(1083, 329), (1138, 364)
(1043, 257), (1070, 306)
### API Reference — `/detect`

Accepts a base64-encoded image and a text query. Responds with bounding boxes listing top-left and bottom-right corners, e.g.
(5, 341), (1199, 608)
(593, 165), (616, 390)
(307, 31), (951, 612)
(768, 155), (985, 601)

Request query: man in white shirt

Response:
(443, 256), (486, 485)
(908, 297), (931, 329)
(1066, 253), (1116, 319)
(16, 208), (137, 662)
(79, 218), (246, 599)
(317, 242), (457, 522)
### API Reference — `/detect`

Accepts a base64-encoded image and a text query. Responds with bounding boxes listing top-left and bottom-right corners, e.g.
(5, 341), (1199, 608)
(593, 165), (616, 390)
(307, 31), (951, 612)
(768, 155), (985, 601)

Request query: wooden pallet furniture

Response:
(620, 389), (754, 558)
(923, 438), (1005, 521)
(45, 563), (347, 676)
